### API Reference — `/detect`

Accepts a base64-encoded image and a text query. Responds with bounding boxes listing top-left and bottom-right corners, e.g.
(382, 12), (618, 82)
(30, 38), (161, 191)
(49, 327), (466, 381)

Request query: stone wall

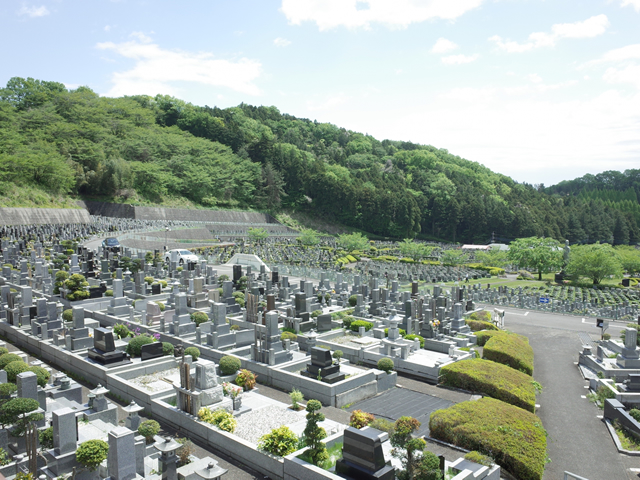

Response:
(0, 207), (91, 225)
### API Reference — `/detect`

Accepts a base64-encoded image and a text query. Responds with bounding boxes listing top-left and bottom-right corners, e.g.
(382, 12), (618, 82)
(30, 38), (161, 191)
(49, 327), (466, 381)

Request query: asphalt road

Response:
(480, 305), (640, 480)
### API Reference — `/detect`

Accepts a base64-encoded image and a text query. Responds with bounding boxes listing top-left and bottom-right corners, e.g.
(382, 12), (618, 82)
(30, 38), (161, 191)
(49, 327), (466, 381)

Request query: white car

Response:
(165, 249), (199, 265)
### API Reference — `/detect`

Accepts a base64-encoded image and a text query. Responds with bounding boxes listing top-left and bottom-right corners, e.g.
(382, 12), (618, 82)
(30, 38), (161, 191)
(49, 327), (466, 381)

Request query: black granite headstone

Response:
(141, 342), (164, 361)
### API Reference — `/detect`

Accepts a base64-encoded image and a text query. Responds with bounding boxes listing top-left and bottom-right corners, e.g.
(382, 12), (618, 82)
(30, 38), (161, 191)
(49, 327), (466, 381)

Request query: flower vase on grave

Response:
(232, 395), (242, 411)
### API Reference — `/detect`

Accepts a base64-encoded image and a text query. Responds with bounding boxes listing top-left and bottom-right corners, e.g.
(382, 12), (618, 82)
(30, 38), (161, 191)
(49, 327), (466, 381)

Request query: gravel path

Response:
(234, 406), (306, 444)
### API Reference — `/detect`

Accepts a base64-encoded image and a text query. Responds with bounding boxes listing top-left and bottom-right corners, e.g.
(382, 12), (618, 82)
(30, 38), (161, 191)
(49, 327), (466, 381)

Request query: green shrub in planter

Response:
(29, 366), (50, 387)
(630, 408), (640, 422)
(4, 361), (29, 383)
(144, 276), (154, 285)
(105, 289), (113, 297)
(198, 407), (237, 433)
(404, 334), (424, 348)
(430, 398), (547, 480)
(258, 426), (299, 457)
(0, 347), (9, 357)
(219, 355), (241, 375)
(157, 302), (165, 311)
(333, 350), (343, 361)
(484, 333), (534, 376)
(184, 347), (200, 361)
(384, 328), (406, 337)
(350, 410), (375, 429)
(190, 312), (209, 326)
(350, 320), (373, 332)
(235, 369), (256, 390)
(76, 439), (109, 471)
(465, 319), (498, 332)
(378, 357), (394, 374)
(113, 324), (130, 339)
(162, 342), (174, 356)
(160, 280), (168, 288)
(138, 419), (161, 443)
(39, 426), (54, 449)
(281, 331), (297, 342)
(342, 316), (354, 329)
(0, 354), (22, 370)
(439, 359), (536, 412)
(62, 309), (73, 322)
(474, 330), (507, 346)
(348, 295), (358, 307)
(125, 335), (155, 357)
(0, 382), (17, 400)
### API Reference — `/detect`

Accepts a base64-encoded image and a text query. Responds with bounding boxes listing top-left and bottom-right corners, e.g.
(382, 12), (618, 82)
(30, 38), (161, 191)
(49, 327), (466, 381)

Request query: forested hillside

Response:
(0, 77), (638, 245)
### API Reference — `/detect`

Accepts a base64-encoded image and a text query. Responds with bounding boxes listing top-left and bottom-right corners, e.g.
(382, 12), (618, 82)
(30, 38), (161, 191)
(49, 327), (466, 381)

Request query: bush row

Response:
(484, 332), (534, 376)
(439, 359), (536, 412)
(429, 397), (547, 480)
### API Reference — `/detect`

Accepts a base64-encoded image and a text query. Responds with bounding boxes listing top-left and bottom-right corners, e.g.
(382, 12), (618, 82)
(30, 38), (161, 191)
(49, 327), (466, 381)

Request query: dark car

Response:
(102, 237), (120, 251)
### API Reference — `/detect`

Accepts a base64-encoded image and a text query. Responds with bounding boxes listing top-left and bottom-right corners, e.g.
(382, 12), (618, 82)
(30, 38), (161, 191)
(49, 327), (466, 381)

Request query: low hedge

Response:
(465, 320), (498, 332)
(439, 359), (536, 412)
(429, 397), (547, 480)
(350, 320), (373, 332)
(474, 330), (503, 346)
(484, 333), (534, 376)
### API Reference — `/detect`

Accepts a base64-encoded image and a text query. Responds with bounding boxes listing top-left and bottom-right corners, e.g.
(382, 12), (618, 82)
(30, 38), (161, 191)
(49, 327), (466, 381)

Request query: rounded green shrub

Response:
(0, 383), (17, 399)
(160, 280), (168, 288)
(333, 350), (343, 361)
(0, 348), (8, 357)
(348, 295), (358, 307)
(404, 334), (424, 348)
(113, 324), (130, 339)
(62, 309), (73, 322)
(138, 419), (161, 443)
(125, 335), (155, 357)
(350, 320), (373, 332)
(157, 302), (165, 311)
(0, 354), (22, 370)
(630, 408), (640, 422)
(378, 357), (394, 374)
(0, 397), (43, 436)
(198, 407), (237, 433)
(29, 366), (50, 387)
(4, 361), (29, 383)
(39, 426), (54, 449)
(484, 333), (534, 376)
(219, 355), (241, 375)
(258, 426), (299, 457)
(369, 417), (394, 433)
(162, 342), (174, 356)
(235, 369), (256, 390)
(104, 289), (113, 297)
(281, 331), (297, 342)
(184, 346), (200, 361)
(144, 276), (154, 285)
(191, 312), (209, 326)
(76, 439), (109, 471)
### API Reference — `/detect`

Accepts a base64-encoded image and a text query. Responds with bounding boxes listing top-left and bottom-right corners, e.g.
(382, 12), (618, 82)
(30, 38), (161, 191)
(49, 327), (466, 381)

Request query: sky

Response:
(1, 0), (640, 186)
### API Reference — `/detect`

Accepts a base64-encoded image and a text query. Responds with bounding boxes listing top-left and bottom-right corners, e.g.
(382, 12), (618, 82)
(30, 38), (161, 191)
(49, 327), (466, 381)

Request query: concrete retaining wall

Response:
(0, 208), (91, 225)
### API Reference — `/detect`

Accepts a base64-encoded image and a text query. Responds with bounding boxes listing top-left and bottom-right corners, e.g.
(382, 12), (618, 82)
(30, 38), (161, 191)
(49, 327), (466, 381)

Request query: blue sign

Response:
(539, 297), (550, 304)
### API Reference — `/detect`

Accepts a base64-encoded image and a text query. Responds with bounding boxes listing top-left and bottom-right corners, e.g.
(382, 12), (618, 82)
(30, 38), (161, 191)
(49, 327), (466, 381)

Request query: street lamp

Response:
(165, 227), (170, 252)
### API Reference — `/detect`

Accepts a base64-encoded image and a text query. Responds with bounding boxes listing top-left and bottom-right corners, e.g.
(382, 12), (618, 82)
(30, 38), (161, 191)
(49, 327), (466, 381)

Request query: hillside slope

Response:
(0, 77), (638, 244)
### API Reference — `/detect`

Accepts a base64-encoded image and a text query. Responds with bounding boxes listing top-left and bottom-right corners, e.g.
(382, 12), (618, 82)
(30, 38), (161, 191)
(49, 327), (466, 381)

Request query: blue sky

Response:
(1, 0), (640, 186)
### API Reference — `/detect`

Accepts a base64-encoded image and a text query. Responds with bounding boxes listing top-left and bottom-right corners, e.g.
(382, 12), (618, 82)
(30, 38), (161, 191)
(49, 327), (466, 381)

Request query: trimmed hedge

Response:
(484, 333), (534, 376)
(439, 359), (536, 412)
(429, 397), (547, 480)
(474, 330), (528, 347)
(465, 319), (498, 332)
(350, 320), (373, 332)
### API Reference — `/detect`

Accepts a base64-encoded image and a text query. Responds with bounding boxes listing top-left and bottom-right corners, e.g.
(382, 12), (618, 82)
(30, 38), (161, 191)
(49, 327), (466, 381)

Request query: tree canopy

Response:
(507, 237), (563, 280)
(566, 243), (623, 284)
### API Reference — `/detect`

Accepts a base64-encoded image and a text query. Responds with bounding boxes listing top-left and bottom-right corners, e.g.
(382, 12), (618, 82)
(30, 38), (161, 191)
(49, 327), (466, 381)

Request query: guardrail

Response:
(564, 471), (589, 480)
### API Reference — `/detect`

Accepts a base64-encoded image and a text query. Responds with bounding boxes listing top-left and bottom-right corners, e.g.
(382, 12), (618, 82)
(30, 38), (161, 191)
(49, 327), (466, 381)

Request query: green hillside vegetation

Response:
(1, 77), (639, 244)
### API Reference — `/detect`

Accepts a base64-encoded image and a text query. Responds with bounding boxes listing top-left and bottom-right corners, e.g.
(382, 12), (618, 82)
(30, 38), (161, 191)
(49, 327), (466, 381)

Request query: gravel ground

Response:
(128, 367), (179, 392)
(234, 406), (306, 444)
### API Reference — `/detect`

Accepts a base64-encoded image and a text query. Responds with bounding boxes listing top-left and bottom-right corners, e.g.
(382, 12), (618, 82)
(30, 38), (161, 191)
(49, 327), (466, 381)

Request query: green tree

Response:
(304, 399), (328, 466)
(566, 243), (623, 284)
(336, 232), (369, 252)
(440, 249), (469, 267)
(474, 249), (509, 269)
(507, 237), (563, 280)
(298, 229), (320, 246)
(247, 227), (269, 243)
(616, 246), (640, 275)
(0, 398), (43, 436)
(399, 239), (435, 261)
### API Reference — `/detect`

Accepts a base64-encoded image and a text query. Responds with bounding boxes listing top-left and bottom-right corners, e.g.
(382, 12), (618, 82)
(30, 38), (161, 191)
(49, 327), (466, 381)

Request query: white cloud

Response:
(96, 36), (262, 97)
(490, 14), (610, 53)
(130, 31), (153, 43)
(441, 53), (478, 65)
(280, 0), (484, 31)
(620, 0), (640, 12)
(431, 38), (458, 54)
(18, 4), (49, 17)
(603, 64), (640, 88)
(274, 37), (292, 47)
(104, 25), (112, 32)
(528, 73), (543, 83)
(585, 44), (640, 65)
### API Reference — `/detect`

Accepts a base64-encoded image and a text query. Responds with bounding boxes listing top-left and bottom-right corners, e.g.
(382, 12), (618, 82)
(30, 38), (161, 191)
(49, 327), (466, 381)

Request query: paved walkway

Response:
(506, 315), (638, 480)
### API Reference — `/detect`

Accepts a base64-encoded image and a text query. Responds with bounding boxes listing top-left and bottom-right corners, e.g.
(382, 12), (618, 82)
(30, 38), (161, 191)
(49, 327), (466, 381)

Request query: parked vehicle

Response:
(165, 249), (199, 265)
(101, 237), (120, 251)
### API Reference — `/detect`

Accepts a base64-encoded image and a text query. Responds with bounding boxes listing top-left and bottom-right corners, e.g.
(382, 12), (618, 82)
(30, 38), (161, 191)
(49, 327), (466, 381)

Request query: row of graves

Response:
(0, 339), (228, 479)
(0, 232), (498, 479)
(472, 283), (640, 321)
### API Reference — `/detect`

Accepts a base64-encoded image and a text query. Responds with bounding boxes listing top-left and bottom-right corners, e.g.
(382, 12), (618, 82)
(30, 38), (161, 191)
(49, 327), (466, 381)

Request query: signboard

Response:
(539, 297), (550, 304)
(596, 318), (609, 333)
